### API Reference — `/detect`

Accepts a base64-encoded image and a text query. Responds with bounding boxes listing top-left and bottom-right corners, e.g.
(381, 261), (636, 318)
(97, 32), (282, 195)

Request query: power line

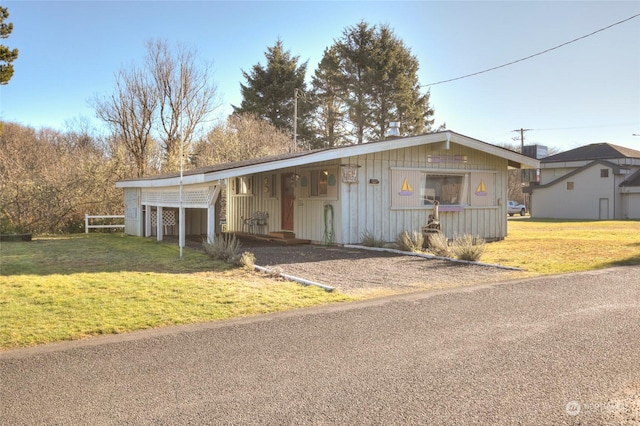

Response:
(528, 122), (640, 131)
(507, 122), (639, 140)
(423, 13), (640, 88)
(512, 128), (532, 150)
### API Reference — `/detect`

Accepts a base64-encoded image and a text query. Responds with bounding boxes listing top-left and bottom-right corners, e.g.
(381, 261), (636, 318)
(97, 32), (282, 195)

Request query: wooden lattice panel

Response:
(163, 210), (176, 226)
(150, 209), (177, 226)
(142, 188), (213, 208)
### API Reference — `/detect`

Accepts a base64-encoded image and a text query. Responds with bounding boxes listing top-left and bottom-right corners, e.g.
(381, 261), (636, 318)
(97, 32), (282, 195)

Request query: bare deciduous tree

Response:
(146, 40), (220, 172)
(191, 114), (291, 167)
(93, 67), (157, 177)
(93, 39), (220, 176)
(0, 122), (121, 233)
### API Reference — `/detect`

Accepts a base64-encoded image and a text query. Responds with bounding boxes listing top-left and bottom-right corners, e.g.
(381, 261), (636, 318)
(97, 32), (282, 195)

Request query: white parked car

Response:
(507, 200), (527, 216)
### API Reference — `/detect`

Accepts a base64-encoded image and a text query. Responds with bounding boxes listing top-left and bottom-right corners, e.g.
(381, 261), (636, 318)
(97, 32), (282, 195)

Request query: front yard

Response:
(1, 219), (639, 350)
(0, 234), (353, 350)
(483, 219), (640, 274)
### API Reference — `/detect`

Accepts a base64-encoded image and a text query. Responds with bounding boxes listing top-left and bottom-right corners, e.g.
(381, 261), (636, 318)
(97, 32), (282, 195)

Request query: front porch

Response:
(161, 231), (311, 253)
(233, 231), (311, 245)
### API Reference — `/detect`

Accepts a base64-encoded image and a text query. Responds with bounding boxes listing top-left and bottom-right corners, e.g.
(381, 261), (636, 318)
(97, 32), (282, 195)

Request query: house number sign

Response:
(341, 164), (359, 183)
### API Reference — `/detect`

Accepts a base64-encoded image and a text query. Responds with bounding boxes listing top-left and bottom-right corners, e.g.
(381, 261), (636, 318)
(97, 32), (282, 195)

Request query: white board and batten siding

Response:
(226, 165), (343, 243)
(226, 172), (287, 236)
(340, 144), (509, 244)
(226, 144), (510, 244)
(123, 188), (143, 236)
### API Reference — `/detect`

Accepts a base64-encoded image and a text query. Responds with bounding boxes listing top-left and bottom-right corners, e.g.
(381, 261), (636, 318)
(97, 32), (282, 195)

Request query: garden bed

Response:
(0, 233), (32, 242)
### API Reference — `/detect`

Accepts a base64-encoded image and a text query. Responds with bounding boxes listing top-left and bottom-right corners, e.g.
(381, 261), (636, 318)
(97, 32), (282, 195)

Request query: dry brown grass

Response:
(482, 219), (640, 274)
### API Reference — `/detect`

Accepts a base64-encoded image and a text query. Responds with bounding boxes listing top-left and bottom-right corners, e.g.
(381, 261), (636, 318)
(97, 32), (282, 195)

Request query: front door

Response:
(599, 198), (609, 220)
(281, 174), (295, 230)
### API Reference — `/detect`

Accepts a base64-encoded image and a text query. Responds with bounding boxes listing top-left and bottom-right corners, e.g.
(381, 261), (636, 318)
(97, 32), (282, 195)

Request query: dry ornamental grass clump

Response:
(452, 234), (486, 261)
(396, 230), (424, 252)
(360, 230), (386, 247)
(240, 251), (255, 269)
(396, 230), (485, 262)
(427, 232), (452, 258)
(203, 234), (255, 267)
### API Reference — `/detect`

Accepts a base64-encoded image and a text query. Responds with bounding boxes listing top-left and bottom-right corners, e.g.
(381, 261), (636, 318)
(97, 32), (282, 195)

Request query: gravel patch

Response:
(241, 240), (522, 295)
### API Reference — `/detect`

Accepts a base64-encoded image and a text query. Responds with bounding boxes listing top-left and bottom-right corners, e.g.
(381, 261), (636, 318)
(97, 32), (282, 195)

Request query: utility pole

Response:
(511, 128), (533, 213)
(179, 65), (185, 259)
(293, 88), (300, 153)
(293, 88), (297, 152)
(511, 128), (532, 152)
(292, 88), (308, 152)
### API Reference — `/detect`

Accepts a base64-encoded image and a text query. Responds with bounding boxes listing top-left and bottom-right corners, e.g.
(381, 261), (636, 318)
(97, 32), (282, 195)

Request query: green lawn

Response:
(2, 221), (639, 350)
(0, 234), (353, 350)
(483, 219), (640, 274)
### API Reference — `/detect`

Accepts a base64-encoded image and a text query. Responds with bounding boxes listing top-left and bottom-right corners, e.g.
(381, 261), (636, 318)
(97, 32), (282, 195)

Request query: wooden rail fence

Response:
(85, 214), (125, 233)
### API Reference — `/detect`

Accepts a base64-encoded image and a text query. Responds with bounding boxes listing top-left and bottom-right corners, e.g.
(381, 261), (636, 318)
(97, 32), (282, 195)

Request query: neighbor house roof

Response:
(541, 143), (640, 163)
(116, 130), (539, 188)
(620, 168), (640, 187)
(530, 160), (625, 190)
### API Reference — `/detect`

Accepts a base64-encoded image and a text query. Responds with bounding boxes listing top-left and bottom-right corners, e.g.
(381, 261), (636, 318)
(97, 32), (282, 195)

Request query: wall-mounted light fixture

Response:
(289, 173), (301, 186)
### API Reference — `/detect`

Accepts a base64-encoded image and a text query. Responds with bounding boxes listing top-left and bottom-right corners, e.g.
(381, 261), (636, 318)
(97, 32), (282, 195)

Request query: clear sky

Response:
(2, 1), (639, 153)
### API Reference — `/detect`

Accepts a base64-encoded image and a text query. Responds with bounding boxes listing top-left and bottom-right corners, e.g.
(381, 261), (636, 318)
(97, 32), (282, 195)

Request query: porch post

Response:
(206, 184), (222, 245)
(207, 204), (215, 244)
(179, 207), (186, 250)
(157, 207), (163, 241)
(145, 205), (151, 237)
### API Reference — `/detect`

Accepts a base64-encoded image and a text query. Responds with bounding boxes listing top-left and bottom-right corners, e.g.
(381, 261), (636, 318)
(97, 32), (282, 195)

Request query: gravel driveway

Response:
(240, 239), (522, 295)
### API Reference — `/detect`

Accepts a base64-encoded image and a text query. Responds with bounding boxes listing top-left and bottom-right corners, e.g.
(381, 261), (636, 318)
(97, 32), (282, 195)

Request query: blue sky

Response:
(2, 1), (639, 153)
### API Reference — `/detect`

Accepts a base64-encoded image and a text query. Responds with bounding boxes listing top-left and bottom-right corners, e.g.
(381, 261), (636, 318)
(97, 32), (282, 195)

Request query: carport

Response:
(122, 182), (223, 247)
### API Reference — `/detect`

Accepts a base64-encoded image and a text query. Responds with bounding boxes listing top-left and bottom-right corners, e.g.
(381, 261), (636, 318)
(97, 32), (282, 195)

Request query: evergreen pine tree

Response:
(317, 21), (435, 144)
(0, 6), (19, 85)
(310, 46), (349, 148)
(234, 40), (311, 149)
(334, 22), (376, 144)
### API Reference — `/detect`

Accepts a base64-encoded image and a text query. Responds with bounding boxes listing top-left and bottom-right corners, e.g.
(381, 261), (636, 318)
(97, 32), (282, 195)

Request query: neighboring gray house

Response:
(529, 143), (640, 219)
(116, 131), (539, 247)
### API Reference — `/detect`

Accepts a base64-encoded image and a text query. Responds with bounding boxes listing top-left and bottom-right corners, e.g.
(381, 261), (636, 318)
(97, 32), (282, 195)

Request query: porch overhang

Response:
(140, 183), (223, 247)
(140, 184), (222, 209)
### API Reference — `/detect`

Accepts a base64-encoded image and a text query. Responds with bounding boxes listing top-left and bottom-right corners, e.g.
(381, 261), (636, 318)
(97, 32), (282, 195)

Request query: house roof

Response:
(541, 143), (640, 163)
(128, 150), (316, 182)
(620, 168), (640, 187)
(116, 130), (539, 188)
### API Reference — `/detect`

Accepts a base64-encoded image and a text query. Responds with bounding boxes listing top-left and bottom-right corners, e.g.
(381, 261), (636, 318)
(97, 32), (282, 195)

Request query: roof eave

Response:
(116, 131), (540, 188)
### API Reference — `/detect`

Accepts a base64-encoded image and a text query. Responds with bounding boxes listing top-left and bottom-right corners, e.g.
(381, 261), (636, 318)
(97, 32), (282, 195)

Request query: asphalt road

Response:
(2, 266), (640, 425)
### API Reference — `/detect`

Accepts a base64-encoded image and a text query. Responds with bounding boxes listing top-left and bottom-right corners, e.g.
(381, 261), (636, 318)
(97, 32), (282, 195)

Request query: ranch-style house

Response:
(116, 130), (540, 247)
